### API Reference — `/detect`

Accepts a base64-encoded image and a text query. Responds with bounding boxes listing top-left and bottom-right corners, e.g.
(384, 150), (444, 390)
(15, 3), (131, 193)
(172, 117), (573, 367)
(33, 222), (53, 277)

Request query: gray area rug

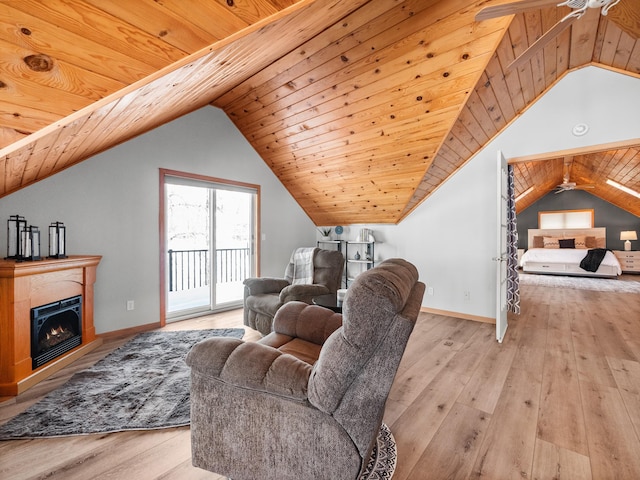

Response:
(519, 272), (640, 293)
(0, 328), (244, 440)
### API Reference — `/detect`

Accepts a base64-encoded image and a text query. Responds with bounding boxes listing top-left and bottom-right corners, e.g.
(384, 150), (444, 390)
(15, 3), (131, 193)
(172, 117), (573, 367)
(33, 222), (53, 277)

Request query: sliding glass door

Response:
(163, 172), (257, 321)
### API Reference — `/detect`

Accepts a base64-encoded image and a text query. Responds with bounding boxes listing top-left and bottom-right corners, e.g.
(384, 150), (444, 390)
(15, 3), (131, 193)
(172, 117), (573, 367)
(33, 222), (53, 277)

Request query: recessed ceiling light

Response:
(572, 123), (589, 136)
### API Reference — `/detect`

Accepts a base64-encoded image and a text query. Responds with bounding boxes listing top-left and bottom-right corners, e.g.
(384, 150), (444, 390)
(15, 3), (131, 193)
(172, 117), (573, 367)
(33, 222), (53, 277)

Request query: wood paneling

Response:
(0, 0), (639, 225)
(511, 143), (640, 216)
(215, 0), (511, 224)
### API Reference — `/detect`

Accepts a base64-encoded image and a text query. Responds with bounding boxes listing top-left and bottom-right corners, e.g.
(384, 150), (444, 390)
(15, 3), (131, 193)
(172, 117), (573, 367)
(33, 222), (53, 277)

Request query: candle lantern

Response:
(6, 215), (27, 259)
(22, 225), (42, 261)
(48, 221), (67, 258)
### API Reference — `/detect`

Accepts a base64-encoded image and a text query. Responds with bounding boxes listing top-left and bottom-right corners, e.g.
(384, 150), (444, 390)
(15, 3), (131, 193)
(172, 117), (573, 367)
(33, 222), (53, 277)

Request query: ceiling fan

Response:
(554, 181), (596, 193)
(476, 0), (640, 69)
(554, 159), (595, 193)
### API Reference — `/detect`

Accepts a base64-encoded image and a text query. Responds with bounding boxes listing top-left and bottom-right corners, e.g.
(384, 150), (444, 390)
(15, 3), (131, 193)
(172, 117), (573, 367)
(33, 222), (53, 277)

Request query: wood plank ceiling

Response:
(0, 0), (639, 225)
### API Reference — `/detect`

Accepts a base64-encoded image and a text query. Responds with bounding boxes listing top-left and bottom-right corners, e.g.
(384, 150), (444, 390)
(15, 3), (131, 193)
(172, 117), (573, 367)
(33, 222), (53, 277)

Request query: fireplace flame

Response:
(46, 325), (68, 339)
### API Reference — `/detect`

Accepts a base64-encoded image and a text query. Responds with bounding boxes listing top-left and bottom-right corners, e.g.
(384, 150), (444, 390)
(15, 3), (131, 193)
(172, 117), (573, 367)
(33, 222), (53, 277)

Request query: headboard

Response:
(527, 227), (607, 249)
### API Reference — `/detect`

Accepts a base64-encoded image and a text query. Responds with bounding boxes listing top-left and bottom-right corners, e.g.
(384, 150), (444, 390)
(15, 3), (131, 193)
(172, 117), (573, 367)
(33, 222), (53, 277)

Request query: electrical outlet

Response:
(427, 287), (434, 296)
(464, 291), (470, 302)
(126, 300), (135, 311)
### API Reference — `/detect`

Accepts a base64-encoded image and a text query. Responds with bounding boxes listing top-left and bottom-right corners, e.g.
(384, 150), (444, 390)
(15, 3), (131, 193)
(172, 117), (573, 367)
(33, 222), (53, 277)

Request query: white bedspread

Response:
(520, 248), (622, 274)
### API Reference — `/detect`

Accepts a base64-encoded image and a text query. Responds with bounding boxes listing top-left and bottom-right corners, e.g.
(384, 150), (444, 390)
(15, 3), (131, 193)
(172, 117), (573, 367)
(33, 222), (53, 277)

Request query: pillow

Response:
(559, 238), (575, 248)
(543, 236), (560, 249)
(573, 235), (587, 249)
(585, 236), (597, 248)
(532, 236), (544, 248)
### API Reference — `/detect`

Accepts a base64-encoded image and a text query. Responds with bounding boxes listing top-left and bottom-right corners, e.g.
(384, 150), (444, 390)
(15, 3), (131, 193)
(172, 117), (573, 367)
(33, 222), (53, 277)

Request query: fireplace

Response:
(1, 255), (101, 396)
(31, 295), (83, 369)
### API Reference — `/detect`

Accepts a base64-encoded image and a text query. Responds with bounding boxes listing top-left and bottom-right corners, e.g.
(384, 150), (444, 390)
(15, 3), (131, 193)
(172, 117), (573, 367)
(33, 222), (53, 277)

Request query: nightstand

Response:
(613, 250), (640, 273)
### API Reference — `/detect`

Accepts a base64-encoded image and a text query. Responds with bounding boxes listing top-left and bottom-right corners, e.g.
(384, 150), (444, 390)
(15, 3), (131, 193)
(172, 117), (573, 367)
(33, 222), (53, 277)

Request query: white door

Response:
(495, 150), (508, 342)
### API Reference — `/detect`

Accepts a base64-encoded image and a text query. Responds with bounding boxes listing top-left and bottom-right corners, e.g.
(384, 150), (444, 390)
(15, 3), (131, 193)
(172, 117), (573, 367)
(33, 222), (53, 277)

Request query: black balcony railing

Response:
(168, 248), (251, 292)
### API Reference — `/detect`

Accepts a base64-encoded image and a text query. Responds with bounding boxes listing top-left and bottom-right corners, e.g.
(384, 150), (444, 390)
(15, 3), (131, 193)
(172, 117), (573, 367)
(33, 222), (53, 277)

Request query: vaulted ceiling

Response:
(1, 0), (639, 225)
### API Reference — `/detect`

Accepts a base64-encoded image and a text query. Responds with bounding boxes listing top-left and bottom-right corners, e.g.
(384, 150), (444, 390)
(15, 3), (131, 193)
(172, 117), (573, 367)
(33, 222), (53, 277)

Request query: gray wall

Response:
(0, 107), (316, 334)
(516, 190), (640, 250)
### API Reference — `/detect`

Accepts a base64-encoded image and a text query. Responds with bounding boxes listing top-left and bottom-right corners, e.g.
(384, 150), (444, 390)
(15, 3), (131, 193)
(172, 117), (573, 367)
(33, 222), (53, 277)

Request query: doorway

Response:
(160, 170), (259, 322)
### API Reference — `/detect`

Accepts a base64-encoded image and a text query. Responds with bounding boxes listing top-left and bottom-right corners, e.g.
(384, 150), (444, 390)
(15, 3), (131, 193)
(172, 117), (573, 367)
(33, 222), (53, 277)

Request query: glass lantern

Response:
(48, 221), (67, 258)
(21, 225), (42, 261)
(6, 215), (27, 260)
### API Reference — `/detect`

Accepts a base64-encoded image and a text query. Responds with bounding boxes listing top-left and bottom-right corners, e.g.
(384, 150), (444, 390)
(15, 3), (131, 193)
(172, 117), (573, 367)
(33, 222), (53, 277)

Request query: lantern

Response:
(6, 215), (27, 259)
(48, 221), (67, 258)
(22, 225), (42, 261)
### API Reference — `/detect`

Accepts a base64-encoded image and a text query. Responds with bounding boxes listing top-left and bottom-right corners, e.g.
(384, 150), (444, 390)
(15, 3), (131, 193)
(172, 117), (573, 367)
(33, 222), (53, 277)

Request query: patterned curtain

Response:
(507, 165), (520, 314)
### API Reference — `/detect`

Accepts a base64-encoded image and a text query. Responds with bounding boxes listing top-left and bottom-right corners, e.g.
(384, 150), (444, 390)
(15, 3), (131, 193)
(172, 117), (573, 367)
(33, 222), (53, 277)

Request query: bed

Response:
(520, 228), (622, 278)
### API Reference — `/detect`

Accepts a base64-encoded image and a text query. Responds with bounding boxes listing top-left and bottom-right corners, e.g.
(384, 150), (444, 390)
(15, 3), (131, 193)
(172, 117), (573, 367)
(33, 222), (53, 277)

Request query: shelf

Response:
(344, 241), (375, 287)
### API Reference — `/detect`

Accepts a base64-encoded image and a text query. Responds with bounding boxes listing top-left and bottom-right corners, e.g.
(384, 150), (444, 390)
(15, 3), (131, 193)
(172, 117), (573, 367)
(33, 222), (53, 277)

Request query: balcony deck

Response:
(167, 282), (243, 314)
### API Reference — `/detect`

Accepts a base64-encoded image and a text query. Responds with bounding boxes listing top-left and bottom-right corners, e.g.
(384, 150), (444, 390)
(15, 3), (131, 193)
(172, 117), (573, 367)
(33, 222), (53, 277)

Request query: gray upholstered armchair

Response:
(243, 247), (344, 335)
(186, 258), (425, 480)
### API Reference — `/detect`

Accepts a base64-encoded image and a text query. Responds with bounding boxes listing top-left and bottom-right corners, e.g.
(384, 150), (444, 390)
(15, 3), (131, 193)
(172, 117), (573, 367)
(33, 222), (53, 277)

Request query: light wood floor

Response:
(1, 275), (640, 479)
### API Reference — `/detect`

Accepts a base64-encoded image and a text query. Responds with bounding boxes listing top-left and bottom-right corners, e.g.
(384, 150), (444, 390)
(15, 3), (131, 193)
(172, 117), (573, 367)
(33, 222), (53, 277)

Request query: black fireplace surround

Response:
(31, 295), (82, 369)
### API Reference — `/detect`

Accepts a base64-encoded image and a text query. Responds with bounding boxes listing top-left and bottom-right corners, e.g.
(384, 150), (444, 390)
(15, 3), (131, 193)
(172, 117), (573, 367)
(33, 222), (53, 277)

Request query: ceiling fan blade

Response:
(606, 0), (640, 38)
(575, 185), (596, 189)
(508, 15), (578, 69)
(475, 0), (560, 21)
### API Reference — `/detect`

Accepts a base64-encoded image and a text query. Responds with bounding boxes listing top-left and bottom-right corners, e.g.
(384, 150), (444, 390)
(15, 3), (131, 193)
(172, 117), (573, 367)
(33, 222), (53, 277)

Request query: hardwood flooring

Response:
(1, 275), (640, 479)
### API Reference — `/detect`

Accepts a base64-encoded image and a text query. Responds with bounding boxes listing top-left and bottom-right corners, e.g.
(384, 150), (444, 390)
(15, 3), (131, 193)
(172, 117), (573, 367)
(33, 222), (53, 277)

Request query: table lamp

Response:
(620, 231), (637, 251)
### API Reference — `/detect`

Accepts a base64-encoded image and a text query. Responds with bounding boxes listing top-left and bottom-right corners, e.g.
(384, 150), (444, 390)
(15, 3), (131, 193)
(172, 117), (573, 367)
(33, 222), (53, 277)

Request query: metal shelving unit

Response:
(344, 241), (374, 287)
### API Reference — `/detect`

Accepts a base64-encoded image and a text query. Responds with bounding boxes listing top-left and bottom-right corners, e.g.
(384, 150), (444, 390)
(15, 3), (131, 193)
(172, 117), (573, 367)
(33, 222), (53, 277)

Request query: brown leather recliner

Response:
(242, 247), (344, 335)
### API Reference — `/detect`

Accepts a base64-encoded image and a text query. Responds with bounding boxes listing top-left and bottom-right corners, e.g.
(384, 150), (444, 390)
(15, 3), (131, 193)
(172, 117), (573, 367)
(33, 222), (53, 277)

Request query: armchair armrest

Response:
(279, 283), (330, 304)
(185, 337), (312, 401)
(243, 277), (290, 295)
(273, 301), (343, 345)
